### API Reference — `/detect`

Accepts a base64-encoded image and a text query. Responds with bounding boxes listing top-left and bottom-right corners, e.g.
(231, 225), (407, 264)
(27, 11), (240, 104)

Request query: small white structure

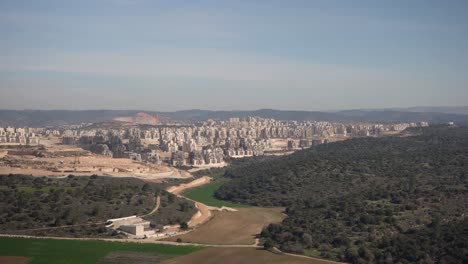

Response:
(120, 224), (145, 236)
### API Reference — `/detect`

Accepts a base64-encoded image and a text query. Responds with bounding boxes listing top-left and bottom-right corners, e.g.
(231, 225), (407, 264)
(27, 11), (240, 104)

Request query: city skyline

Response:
(1, 0), (467, 110)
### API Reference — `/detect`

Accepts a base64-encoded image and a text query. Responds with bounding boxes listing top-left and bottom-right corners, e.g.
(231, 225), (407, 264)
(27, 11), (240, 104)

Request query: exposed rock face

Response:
(113, 112), (160, 125)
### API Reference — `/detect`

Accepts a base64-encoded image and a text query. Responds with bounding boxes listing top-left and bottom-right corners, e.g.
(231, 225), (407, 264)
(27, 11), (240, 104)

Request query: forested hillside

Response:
(216, 126), (468, 263)
(0, 175), (195, 237)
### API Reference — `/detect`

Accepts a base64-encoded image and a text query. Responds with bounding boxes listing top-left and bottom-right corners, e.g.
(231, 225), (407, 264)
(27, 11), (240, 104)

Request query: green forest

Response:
(216, 126), (468, 263)
(0, 175), (195, 237)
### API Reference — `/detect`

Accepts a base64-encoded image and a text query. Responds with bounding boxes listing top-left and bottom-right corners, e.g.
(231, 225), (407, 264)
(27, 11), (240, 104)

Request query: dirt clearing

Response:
(166, 176), (212, 195)
(0, 153), (189, 179)
(166, 207), (285, 245)
(0, 256), (29, 264)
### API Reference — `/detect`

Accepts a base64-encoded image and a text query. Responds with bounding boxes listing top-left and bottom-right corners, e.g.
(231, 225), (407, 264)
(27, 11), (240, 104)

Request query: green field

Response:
(183, 176), (249, 208)
(0, 237), (204, 264)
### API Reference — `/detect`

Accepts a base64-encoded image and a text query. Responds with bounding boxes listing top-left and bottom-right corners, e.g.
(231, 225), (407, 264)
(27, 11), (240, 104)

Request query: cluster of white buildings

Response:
(52, 117), (429, 167)
(0, 127), (41, 145)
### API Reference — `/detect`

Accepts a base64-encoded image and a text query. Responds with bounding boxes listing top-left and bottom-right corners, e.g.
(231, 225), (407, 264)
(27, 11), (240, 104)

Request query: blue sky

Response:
(0, 0), (467, 110)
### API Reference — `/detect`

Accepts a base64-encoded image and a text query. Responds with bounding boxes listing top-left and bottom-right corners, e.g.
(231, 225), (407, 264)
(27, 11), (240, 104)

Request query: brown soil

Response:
(166, 207), (285, 245)
(0, 150), (189, 179)
(98, 251), (170, 264)
(166, 176), (212, 195)
(166, 176), (213, 228)
(112, 112), (160, 125)
(0, 256), (29, 264)
(187, 201), (211, 228)
(161, 247), (332, 264)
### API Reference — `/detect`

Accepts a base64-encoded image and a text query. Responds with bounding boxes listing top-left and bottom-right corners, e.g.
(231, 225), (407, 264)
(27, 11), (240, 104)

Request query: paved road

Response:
(0, 234), (343, 263)
(0, 233), (260, 248)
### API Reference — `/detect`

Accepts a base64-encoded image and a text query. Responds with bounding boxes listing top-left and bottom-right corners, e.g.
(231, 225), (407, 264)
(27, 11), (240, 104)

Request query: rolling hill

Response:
(216, 126), (468, 263)
(1, 108), (468, 127)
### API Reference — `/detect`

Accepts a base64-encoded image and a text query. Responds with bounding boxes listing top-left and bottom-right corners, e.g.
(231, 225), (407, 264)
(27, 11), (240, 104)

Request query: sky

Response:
(0, 0), (467, 111)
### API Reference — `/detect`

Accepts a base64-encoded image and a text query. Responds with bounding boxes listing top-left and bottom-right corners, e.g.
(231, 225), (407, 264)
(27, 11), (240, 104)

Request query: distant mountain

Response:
(393, 106), (468, 115)
(161, 109), (468, 124)
(0, 110), (148, 127)
(335, 109), (468, 124)
(1, 108), (467, 127)
(158, 109), (343, 122)
(112, 112), (160, 125)
(330, 106), (468, 115)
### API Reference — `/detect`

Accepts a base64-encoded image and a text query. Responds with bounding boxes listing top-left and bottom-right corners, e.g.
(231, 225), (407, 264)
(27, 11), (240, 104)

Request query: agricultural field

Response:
(182, 175), (249, 208)
(0, 237), (203, 264)
(167, 207), (285, 245)
(162, 247), (332, 264)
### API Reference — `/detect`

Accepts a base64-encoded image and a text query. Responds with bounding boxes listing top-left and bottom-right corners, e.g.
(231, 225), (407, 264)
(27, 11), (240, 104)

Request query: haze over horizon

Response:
(1, 0), (467, 111)
(1, 106), (468, 113)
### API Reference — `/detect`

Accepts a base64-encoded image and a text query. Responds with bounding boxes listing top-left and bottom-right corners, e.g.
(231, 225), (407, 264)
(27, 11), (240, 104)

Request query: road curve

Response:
(166, 176), (213, 228)
(0, 176), (344, 263)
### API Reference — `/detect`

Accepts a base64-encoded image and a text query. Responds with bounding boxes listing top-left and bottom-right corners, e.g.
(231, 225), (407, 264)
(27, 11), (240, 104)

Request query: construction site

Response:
(0, 140), (190, 180)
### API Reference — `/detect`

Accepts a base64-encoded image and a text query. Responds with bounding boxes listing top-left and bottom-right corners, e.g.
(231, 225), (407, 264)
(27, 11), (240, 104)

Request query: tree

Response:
(263, 239), (275, 250)
(302, 233), (313, 247)
(142, 183), (152, 193)
(179, 222), (188, 230)
(179, 202), (189, 212)
(91, 206), (100, 216)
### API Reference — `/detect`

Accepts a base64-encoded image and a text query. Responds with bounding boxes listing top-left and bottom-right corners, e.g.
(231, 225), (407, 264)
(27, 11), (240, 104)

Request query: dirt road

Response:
(141, 195), (161, 217)
(166, 176), (211, 195)
(0, 175), (343, 264)
(166, 176), (213, 228)
(0, 234), (258, 248)
(13, 195), (161, 233)
(187, 201), (211, 227)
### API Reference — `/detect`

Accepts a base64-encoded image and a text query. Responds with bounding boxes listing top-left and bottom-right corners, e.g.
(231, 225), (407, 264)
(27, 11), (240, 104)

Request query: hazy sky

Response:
(1, 0), (467, 111)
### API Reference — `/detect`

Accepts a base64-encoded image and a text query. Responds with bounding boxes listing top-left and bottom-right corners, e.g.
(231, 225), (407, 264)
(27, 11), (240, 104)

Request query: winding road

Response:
(12, 194), (162, 233)
(166, 176), (213, 228)
(0, 175), (342, 263)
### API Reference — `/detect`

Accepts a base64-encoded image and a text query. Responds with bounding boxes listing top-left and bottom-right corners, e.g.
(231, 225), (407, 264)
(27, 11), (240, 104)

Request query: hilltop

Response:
(113, 112), (161, 125)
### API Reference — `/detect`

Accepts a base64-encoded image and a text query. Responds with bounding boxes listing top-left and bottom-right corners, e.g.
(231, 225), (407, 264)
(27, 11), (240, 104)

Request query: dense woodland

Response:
(216, 126), (468, 263)
(143, 190), (196, 227)
(0, 175), (194, 237)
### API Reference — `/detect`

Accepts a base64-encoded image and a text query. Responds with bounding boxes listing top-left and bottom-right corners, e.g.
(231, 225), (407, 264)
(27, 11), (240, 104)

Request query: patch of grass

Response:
(0, 237), (204, 264)
(304, 248), (322, 257)
(183, 176), (249, 208)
